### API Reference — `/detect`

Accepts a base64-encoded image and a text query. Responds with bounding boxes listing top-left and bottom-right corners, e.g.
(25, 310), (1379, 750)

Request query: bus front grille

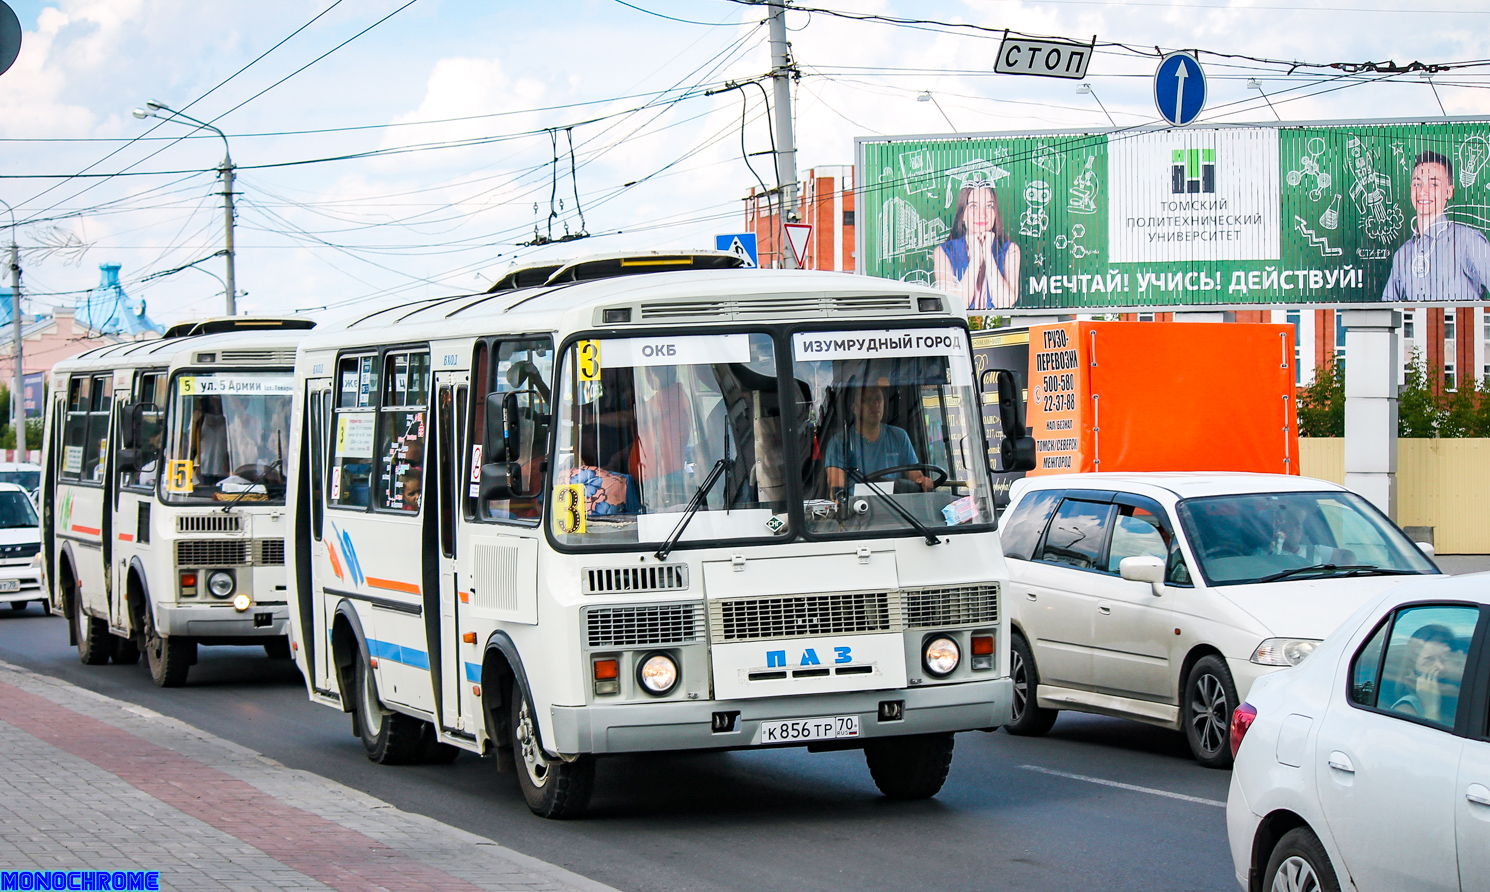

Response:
(709, 591), (901, 643)
(583, 564), (688, 595)
(256, 539), (285, 566)
(585, 604), (700, 648)
(176, 539), (251, 567)
(904, 584), (1000, 628)
(177, 514), (243, 534)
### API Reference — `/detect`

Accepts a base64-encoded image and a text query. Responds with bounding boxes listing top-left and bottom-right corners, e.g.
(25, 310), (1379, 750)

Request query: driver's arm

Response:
(826, 466), (846, 493)
(908, 469), (934, 492)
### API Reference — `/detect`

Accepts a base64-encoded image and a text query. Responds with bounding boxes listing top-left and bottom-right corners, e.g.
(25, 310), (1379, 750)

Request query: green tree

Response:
(1398, 352), (1444, 437)
(1297, 361), (1344, 437)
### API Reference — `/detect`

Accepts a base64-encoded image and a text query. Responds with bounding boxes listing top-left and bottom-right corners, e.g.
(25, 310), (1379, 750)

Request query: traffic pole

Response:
(767, 0), (799, 269)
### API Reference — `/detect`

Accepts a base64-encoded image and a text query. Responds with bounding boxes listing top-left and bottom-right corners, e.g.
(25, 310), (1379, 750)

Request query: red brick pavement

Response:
(0, 679), (490, 892)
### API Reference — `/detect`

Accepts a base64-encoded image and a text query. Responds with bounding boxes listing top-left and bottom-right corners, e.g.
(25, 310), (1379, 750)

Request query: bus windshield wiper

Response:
(844, 467), (940, 546)
(1256, 563), (1400, 583)
(654, 458), (729, 562)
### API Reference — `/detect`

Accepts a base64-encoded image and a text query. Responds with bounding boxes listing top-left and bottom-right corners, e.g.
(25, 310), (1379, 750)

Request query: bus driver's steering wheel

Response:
(860, 463), (949, 492)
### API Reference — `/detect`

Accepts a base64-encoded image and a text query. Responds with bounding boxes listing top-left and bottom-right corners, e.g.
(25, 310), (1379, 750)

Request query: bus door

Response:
(455, 337), (552, 727)
(304, 377), (334, 692)
(433, 376), (466, 734)
(58, 373), (113, 618)
(325, 349), (434, 715)
(112, 371), (167, 636)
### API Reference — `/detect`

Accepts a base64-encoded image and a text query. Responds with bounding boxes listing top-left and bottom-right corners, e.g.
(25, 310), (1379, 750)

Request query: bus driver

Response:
(824, 384), (932, 495)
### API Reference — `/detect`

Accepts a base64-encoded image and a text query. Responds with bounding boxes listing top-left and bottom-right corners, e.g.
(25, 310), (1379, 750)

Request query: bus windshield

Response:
(161, 372), (294, 504)
(549, 326), (995, 549)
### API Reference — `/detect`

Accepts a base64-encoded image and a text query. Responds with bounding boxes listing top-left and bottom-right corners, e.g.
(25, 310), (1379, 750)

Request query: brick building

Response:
(747, 165), (855, 271)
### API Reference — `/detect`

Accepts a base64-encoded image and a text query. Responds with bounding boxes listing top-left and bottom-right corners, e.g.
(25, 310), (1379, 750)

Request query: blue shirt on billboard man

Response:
(824, 385), (933, 495)
(1384, 150), (1490, 302)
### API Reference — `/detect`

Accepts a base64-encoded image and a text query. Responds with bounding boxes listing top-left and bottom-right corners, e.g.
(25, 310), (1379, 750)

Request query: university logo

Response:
(1170, 148), (1216, 194)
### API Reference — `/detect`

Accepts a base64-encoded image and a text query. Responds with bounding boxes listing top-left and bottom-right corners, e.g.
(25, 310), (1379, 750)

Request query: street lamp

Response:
(0, 198), (24, 456)
(132, 101), (237, 316)
(1076, 83), (1116, 129)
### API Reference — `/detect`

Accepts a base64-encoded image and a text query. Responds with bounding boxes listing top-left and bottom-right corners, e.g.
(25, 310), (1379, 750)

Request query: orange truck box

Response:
(974, 321), (1298, 504)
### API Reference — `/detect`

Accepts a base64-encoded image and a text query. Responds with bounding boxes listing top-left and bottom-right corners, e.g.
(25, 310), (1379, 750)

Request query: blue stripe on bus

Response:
(366, 638), (430, 671)
(465, 662), (481, 683)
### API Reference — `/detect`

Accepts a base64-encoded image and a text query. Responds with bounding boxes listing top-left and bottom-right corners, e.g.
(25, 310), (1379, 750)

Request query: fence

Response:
(1299, 438), (1490, 554)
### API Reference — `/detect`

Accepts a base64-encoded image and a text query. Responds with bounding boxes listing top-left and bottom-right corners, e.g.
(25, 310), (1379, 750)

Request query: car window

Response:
(1036, 498), (1114, 571)
(1349, 604), (1479, 731)
(1106, 506), (1167, 573)
(998, 489), (1061, 561)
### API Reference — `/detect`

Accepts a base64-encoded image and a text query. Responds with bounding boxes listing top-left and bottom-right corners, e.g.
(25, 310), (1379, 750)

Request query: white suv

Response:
(0, 482), (43, 612)
(997, 473), (1440, 766)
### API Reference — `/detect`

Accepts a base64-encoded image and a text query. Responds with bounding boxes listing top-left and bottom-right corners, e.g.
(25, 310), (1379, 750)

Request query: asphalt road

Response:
(0, 605), (1236, 892)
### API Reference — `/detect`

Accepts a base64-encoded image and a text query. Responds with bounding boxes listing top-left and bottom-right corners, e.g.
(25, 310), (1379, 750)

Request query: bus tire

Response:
(264, 638), (292, 660)
(417, 724), (460, 764)
(863, 732), (955, 800)
(72, 588), (114, 666)
(353, 652), (423, 765)
(143, 608), (192, 687)
(511, 682), (593, 819)
(113, 634), (141, 665)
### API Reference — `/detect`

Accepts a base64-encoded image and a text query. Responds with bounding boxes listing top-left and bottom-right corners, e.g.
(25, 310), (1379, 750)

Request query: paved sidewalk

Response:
(0, 660), (618, 892)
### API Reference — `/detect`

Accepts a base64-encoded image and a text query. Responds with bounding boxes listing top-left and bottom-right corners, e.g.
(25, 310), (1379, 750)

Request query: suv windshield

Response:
(161, 372), (294, 504)
(0, 490), (36, 527)
(1176, 490), (1438, 586)
(549, 326), (995, 549)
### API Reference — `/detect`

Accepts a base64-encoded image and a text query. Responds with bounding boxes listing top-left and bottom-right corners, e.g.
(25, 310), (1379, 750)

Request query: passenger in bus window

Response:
(193, 396), (229, 484)
(400, 470), (421, 513)
(633, 365), (692, 510)
(824, 385), (932, 495)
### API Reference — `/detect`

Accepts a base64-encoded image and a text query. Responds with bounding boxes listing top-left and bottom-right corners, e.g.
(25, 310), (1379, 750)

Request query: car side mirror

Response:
(1119, 555), (1166, 595)
(981, 368), (1036, 473)
(1416, 541), (1435, 558)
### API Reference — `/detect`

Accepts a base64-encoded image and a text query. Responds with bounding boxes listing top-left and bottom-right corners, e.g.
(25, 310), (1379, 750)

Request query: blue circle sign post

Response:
(1154, 51), (1206, 126)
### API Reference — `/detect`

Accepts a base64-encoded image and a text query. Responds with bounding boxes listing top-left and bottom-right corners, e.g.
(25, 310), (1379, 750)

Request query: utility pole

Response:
(8, 237), (23, 457)
(221, 156), (236, 316)
(766, 0), (799, 268)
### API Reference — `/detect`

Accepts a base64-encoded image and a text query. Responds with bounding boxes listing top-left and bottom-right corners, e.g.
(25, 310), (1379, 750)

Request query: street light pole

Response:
(0, 199), (24, 457)
(133, 101), (236, 315)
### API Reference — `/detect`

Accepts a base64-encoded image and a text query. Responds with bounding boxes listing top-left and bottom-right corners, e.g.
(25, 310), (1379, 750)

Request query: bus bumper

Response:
(155, 603), (290, 639)
(549, 677), (1012, 756)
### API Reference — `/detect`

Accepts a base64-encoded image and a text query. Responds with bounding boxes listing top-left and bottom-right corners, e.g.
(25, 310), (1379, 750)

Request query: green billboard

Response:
(856, 120), (1490, 311)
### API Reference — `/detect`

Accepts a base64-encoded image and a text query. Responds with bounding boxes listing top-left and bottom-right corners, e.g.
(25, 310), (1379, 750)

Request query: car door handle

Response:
(1468, 784), (1490, 807)
(1327, 751), (1355, 774)
(1026, 591), (1037, 601)
(1097, 601), (1112, 615)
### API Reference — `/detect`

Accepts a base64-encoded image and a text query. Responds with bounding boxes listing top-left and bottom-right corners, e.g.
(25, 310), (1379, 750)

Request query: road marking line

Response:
(1019, 764), (1226, 808)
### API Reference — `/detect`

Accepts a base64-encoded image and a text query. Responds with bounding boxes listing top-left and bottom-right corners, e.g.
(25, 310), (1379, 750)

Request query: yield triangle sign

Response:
(783, 222), (813, 267)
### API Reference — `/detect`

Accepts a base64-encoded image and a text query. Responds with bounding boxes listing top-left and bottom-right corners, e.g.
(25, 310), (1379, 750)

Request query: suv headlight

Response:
(1251, 638), (1321, 667)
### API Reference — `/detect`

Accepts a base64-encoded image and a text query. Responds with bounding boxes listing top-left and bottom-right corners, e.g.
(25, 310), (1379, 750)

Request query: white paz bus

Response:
(43, 317), (315, 686)
(285, 259), (1035, 817)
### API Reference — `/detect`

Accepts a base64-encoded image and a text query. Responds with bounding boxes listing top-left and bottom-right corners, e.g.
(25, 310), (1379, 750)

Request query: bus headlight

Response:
(637, 653), (678, 695)
(207, 570), (235, 599)
(923, 636), (960, 677)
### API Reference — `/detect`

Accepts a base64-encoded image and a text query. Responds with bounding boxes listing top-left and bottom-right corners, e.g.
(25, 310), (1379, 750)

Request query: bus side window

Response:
(330, 355), (376, 508)
(465, 342), (488, 521)
(309, 388), (327, 540)
(61, 376), (90, 480)
(485, 337), (553, 524)
(374, 350), (429, 513)
(121, 372), (165, 491)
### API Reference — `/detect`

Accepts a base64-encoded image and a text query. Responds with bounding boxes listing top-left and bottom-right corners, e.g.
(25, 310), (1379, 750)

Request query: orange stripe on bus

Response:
(117, 533), (134, 542)
(365, 577), (420, 595)
(458, 591), (469, 603)
(71, 525), (101, 536)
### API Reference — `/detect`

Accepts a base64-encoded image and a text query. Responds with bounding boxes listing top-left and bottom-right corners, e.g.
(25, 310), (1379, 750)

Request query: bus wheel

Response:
(353, 651), (423, 764)
(113, 634), (141, 665)
(72, 590), (114, 666)
(510, 683), (593, 819)
(864, 733), (955, 800)
(143, 609), (192, 687)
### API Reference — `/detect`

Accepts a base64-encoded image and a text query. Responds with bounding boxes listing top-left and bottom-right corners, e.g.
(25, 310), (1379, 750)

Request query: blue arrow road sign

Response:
(716, 233), (758, 268)
(1154, 51), (1206, 126)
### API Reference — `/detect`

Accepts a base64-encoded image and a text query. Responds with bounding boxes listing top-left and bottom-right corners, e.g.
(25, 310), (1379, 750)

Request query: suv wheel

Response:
(1005, 633), (1058, 736)
(1184, 654), (1238, 768)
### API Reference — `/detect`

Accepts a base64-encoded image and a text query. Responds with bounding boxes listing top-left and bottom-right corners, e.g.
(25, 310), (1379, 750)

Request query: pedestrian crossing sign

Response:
(715, 233), (758, 268)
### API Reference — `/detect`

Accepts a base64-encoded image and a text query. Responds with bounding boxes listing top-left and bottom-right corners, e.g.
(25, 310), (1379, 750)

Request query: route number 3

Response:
(553, 483), (586, 534)
(576, 340), (600, 382)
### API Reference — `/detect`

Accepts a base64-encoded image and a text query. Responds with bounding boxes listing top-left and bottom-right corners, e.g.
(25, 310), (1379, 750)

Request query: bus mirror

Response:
(116, 449), (141, 474)
(484, 392), (506, 461)
(119, 402), (142, 450)
(478, 462), (514, 501)
(989, 369), (1037, 473)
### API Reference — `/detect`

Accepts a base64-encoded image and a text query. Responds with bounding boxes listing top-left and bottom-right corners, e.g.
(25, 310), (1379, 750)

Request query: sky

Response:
(0, 0), (1487, 327)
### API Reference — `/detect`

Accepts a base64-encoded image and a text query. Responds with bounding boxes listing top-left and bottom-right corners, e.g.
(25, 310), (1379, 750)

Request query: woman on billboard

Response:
(933, 183), (1021, 311)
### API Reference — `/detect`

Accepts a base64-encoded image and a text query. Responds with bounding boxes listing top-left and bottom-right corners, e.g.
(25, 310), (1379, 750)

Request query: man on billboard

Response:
(1384, 150), (1490, 302)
